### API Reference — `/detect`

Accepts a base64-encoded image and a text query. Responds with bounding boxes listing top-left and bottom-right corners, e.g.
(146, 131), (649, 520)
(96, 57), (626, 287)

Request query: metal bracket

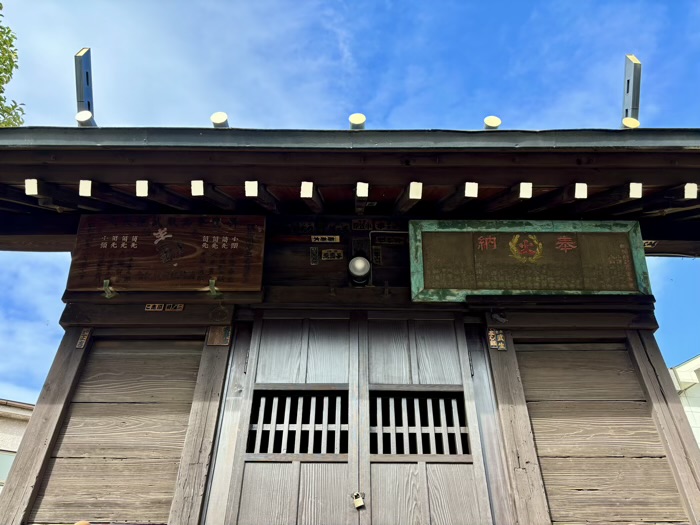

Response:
(209, 278), (222, 298)
(102, 279), (118, 299)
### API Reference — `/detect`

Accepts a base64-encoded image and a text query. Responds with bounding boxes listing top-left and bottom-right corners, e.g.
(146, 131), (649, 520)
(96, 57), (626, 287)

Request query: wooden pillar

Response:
(0, 327), (92, 525)
(168, 327), (233, 525)
(488, 330), (551, 525)
(628, 330), (700, 523)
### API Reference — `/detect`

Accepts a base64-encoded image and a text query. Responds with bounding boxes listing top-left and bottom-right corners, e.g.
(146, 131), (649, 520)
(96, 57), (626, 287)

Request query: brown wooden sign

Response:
(67, 215), (265, 292)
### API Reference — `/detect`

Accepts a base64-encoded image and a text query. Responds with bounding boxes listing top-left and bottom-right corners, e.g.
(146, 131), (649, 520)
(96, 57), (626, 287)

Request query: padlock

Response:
(352, 492), (365, 509)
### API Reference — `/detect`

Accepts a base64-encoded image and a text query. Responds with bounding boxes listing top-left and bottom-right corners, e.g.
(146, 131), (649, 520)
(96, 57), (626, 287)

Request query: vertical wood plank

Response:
(253, 397), (266, 454)
(376, 396), (384, 454)
(369, 320), (411, 384)
(489, 329), (551, 525)
(426, 398), (437, 454)
(427, 464), (491, 525)
(388, 397), (397, 454)
(358, 315), (372, 525)
(628, 330), (700, 523)
(439, 398), (450, 454)
(255, 319), (304, 384)
(237, 462), (298, 525)
(347, 312), (361, 525)
(451, 398), (463, 455)
(334, 395), (342, 454)
(466, 324), (517, 525)
(307, 319), (350, 383)
(294, 396), (304, 454)
(169, 333), (231, 525)
(0, 327), (90, 525)
(298, 463), (351, 525)
(308, 396), (317, 454)
(281, 396), (292, 454)
(454, 317), (494, 523)
(370, 463), (428, 525)
(415, 320), (462, 385)
(408, 320), (420, 384)
(202, 324), (252, 525)
(268, 397), (279, 454)
(321, 396), (329, 453)
(414, 398), (424, 454)
(223, 313), (266, 525)
(300, 319), (310, 383)
(401, 398), (410, 454)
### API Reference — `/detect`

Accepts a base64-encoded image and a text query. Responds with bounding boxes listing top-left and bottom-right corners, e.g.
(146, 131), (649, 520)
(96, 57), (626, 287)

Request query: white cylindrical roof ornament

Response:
(622, 117), (640, 129)
(349, 113), (366, 130)
(484, 115), (502, 130)
(76, 110), (96, 127)
(211, 112), (229, 128)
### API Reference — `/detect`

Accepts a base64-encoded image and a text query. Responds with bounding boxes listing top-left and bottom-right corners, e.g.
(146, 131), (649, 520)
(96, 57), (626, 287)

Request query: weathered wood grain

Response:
(237, 462), (299, 525)
(528, 401), (665, 457)
(427, 464), (491, 525)
(489, 332), (551, 525)
(255, 319), (305, 383)
(0, 328), (90, 525)
(307, 319), (349, 383)
(370, 463), (428, 525)
(169, 339), (230, 525)
(629, 330), (700, 522)
(415, 320), (461, 385)
(72, 340), (201, 403)
(54, 402), (192, 458)
(369, 320), (411, 385)
(298, 463), (350, 525)
(29, 458), (180, 524)
(540, 457), (688, 523)
(518, 350), (645, 401)
(467, 325), (518, 524)
(202, 324), (252, 524)
(516, 342), (627, 352)
(488, 311), (657, 330)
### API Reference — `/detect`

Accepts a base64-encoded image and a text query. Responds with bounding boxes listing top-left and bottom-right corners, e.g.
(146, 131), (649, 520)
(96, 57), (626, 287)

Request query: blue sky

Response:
(1, 0), (700, 403)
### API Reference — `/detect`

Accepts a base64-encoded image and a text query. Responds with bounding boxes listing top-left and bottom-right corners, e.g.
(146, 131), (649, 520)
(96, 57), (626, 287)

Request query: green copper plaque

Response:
(410, 221), (651, 302)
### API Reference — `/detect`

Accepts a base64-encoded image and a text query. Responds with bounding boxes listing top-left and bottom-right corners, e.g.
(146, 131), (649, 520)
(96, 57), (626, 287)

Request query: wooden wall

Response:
(28, 339), (202, 525)
(514, 337), (688, 524)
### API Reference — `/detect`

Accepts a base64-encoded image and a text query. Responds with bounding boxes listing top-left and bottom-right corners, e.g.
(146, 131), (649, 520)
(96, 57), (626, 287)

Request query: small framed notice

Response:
(410, 220), (650, 302)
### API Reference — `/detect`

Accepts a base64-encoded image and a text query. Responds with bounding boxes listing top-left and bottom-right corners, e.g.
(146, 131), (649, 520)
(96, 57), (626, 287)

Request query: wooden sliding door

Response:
(207, 311), (493, 525)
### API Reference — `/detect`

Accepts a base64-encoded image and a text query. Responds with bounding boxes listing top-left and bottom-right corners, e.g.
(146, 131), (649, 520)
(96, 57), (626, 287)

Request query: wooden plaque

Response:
(67, 215), (265, 292)
(410, 220), (651, 301)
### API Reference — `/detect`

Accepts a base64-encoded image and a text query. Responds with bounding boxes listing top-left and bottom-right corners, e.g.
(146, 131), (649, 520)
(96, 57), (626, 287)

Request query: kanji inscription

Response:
(421, 231), (640, 293)
(68, 215), (265, 292)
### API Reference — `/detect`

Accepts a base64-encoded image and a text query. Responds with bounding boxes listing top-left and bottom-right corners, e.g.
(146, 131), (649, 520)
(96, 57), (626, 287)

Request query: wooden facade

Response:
(1, 127), (700, 524)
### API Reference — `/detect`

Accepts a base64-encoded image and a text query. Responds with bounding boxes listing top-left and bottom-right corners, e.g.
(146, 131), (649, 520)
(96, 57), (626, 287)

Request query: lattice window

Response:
(246, 391), (349, 454)
(369, 392), (469, 455)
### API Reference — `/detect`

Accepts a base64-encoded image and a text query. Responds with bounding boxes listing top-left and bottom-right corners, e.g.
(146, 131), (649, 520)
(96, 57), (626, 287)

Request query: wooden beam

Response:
(300, 181), (323, 213)
(244, 180), (279, 213)
(394, 181), (423, 214)
(60, 303), (234, 328)
(482, 182), (533, 213)
(169, 332), (230, 525)
(439, 182), (479, 212)
(525, 183), (587, 214)
(0, 327), (91, 525)
(567, 183), (642, 215)
(489, 331), (551, 524)
(190, 180), (237, 210)
(25, 178), (106, 212)
(0, 184), (52, 211)
(627, 331), (700, 522)
(355, 181), (369, 215)
(79, 180), (148, 210)
(466, 324), (518, 524)
(135, 180), (191, 210)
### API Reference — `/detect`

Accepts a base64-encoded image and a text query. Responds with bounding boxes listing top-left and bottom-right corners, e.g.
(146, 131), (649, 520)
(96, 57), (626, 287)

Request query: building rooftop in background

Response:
(670, 355), (700, 447)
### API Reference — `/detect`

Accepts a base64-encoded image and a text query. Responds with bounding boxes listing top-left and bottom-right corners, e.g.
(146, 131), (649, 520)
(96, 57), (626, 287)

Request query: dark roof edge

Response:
(1, 127), (700, 151)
